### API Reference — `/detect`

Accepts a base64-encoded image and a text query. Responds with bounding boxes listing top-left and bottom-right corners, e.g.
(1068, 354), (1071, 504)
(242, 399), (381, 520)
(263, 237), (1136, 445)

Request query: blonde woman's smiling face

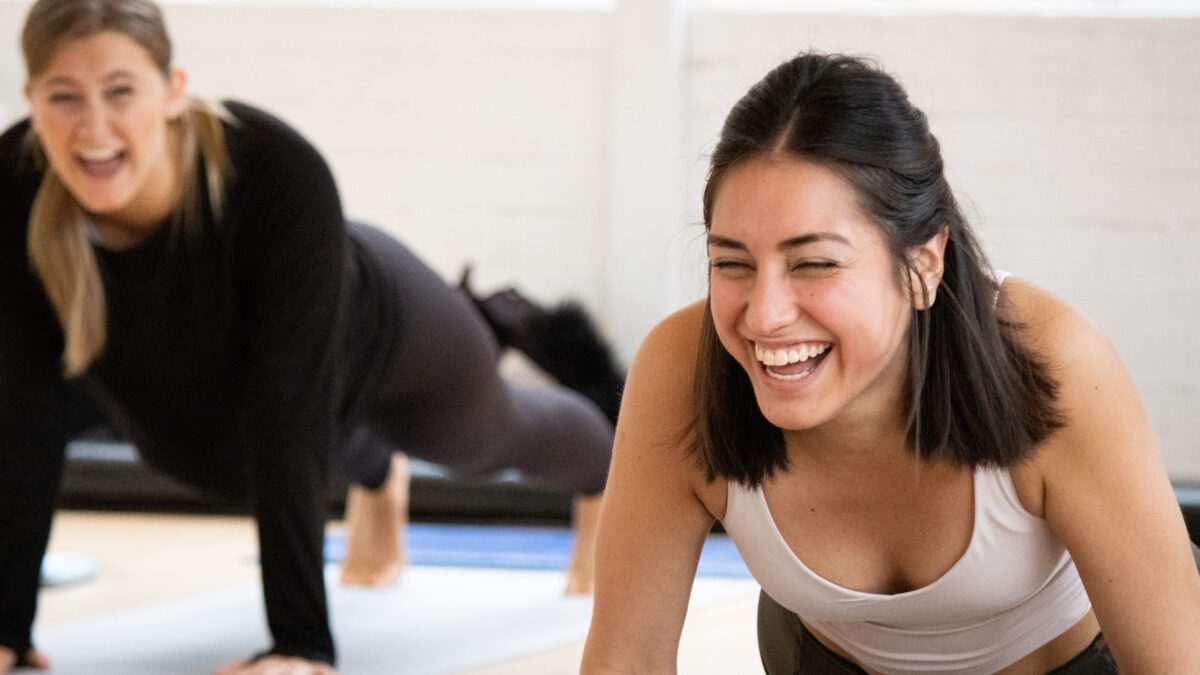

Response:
(707, 155), (915, 438)
(25, 30), (187, 231)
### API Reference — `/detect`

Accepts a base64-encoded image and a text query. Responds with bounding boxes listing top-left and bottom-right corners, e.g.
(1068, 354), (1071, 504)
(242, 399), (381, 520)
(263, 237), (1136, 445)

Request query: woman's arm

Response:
(227, 106), (348, 667)
(582, 303), (720, 674)
(1011, 280), (1200, 671)
(0, 276), (69, 672)
(0, 124), (73, 672)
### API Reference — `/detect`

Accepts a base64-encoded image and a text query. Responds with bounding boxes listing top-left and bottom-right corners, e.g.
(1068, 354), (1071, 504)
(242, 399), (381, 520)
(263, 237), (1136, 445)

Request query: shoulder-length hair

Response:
(693, 53), (1062, 487)
(21, 0), (232, 376)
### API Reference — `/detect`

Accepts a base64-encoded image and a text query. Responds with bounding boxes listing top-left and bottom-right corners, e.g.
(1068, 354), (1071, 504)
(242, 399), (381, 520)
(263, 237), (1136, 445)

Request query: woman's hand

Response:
(214, 655), (337, 675)
(0, 646), (50, 672)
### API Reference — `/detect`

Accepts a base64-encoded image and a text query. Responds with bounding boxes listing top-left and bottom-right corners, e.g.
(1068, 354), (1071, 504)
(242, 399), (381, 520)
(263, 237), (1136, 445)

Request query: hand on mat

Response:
(0, 645), (49, 672)
(214, 655), (337, 675)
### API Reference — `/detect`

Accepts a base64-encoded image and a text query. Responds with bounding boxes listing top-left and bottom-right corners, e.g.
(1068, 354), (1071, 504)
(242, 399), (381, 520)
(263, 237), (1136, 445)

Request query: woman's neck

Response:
(781, 381), (915, 475)
(785, 416), (911, 475)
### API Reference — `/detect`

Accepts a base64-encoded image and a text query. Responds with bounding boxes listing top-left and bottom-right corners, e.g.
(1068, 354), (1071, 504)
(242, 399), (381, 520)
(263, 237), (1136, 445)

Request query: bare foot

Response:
(340, 453), (409, 587)
(565, 492), (602, 595)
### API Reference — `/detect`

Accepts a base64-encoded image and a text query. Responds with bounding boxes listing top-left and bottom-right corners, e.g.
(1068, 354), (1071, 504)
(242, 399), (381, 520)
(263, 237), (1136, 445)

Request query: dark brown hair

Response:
(693, 53), (1062, 486)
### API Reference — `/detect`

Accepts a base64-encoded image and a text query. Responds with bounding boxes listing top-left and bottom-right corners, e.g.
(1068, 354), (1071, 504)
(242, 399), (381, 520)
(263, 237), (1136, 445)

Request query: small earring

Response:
(921, 282), (939, 310)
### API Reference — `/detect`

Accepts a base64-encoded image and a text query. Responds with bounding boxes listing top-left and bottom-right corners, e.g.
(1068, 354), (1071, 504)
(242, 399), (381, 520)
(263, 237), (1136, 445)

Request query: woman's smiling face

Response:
(25, 30), (186, 229)
(707, 155), (916, 438)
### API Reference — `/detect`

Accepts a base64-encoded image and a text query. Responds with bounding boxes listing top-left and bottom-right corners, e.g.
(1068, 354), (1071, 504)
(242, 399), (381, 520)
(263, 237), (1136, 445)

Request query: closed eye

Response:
(711, 260), (751, 270)
(49, 92), (82, 105)
(792, 261), (838, 271)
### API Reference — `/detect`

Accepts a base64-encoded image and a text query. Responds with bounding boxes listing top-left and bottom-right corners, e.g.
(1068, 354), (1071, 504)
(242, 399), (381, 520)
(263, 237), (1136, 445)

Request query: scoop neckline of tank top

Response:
(756, 468), (981, 599)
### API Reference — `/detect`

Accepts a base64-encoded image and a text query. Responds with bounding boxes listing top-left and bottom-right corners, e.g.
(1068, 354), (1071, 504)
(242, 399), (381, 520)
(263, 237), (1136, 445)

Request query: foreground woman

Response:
(0, 1), (611, 673)
(583, 53), (1200, 673)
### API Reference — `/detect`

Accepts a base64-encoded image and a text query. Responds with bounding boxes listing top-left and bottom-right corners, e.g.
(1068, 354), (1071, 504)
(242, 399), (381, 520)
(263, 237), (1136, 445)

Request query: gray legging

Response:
(757, 541), (1200, 674)
(341, 223), (612, 496)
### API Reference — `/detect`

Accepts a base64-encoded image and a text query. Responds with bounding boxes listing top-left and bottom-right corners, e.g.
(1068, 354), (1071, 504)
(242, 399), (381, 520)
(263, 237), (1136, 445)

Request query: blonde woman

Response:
(0, 1), (611, 673)
(582, 53), (1200, 673)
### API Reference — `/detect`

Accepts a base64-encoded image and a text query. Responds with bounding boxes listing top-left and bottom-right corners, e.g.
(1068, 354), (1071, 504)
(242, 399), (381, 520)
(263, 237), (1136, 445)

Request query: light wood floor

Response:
(42, 511), (760, 674)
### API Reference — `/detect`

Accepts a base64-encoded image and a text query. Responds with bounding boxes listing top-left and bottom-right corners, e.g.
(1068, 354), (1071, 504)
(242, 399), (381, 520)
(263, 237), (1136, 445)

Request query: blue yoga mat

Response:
(325, 523), (751, 578)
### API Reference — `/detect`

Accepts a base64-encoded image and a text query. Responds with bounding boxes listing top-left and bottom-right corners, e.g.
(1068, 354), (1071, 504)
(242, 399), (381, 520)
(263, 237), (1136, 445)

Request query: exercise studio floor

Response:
(34, 511), (760, 674)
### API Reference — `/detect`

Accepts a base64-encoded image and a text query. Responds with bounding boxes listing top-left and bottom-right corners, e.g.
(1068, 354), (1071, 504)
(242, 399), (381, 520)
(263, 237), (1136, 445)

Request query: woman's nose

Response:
(745, 275), (800, 335)
(74, 100), (109, 142)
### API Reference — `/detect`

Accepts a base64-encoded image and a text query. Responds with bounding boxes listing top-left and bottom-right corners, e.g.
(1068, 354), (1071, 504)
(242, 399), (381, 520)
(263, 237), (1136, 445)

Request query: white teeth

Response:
(766, 368), (813, 381)
(754, 342), (831, 366)
(79, 148), (120, 161)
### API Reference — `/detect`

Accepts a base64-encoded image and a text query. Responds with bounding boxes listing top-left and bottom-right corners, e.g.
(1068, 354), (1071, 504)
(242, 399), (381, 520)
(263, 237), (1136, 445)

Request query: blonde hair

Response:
(21, 0), (231, 376)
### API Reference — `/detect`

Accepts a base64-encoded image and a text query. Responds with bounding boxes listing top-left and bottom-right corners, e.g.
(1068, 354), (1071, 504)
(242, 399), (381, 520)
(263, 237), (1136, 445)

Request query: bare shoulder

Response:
(1002, 276), (1157, 500)
(999, 277), (1109, 365)
(619, 300), (722, 508)
(623, 300), (705, 422)
(638, 300), (706, 362)
(1001, 276), (1135, 420)
(1000, 276), (1132, 428)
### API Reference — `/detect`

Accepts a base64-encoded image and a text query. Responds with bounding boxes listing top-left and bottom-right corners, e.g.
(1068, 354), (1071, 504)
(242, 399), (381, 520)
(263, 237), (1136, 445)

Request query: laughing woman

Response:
(0, 1), (612, 673)
(582, 53), (1200, 673)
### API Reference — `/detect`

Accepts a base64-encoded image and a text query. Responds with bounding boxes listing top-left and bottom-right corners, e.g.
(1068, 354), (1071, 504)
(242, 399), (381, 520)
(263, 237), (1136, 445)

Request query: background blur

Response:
(2, 0), (1197, 480)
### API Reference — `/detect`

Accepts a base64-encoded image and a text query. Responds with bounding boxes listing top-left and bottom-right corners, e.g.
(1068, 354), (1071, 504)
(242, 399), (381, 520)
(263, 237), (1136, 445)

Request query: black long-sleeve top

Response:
(0, 102), (391, 666)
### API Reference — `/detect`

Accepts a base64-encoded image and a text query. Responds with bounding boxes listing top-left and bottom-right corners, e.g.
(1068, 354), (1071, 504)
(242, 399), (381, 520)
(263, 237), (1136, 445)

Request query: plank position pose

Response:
(582, 53), (1200, 673)
(0, 1), (615, 673)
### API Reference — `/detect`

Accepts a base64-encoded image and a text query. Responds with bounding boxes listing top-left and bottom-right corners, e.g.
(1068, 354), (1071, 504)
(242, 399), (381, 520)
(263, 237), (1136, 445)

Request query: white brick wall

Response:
(172, 5), (613, 309)
(2, 1), (1197, 478)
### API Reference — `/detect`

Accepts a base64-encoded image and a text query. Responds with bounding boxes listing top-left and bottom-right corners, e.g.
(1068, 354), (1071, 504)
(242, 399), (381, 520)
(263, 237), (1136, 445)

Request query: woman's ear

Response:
(908, 227), (950, 310)
(165, 67), (189, 121)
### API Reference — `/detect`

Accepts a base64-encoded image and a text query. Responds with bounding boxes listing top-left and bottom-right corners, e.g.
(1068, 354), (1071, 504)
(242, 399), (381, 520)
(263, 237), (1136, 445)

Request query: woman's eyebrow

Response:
(41, 75), (78, 88)
(779, 232), (852, 250)
(706, 232), (852, 250)
(103, 69), (139, 82)
(706, 234), (746, 250)
(39, 70), (138, 89)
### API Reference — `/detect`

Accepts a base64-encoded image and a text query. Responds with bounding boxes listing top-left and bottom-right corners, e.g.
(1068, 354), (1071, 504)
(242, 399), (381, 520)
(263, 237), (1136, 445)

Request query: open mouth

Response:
(754, 342), (832, 381)
(76, 149), (126, 179)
